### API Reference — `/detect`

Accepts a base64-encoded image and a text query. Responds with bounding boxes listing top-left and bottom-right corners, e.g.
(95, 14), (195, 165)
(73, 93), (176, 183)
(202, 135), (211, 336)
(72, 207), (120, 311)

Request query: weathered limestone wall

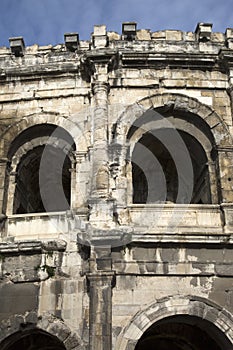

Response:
(0, 22), (233, 350)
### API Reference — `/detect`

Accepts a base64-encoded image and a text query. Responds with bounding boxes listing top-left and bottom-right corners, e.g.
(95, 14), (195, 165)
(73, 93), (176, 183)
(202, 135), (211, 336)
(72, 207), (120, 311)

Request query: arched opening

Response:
(0, 328), (66, 350)
(13, 145), (71, 213)
(135, 315), (232, 350)
(7, 124), (75, 214)
(132, 128), (211, 204)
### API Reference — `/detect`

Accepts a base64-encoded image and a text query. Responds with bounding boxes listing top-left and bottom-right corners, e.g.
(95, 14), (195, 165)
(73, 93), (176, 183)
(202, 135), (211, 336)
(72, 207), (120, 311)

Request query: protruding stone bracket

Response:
(225, 28), (233, 49)
(9, 37), (25, 57)
(122, 22), (137, 41)
(195, 23), (212, 42)
(64, 32), (79, 52)
(219, 49), (233, 69)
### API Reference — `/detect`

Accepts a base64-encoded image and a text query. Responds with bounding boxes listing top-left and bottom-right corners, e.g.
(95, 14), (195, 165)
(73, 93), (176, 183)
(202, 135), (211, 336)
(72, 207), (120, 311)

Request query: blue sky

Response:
(0, 0), (232, 47)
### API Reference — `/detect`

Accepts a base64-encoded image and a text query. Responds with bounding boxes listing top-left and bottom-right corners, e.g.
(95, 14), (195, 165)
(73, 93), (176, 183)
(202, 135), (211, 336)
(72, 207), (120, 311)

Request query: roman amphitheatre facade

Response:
(0, 22), (233, 350)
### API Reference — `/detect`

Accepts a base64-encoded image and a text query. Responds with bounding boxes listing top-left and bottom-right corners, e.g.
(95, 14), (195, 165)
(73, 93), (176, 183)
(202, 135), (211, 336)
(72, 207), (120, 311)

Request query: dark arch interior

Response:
(13, 145), (71, 214)
(132, 128), (211, 204)
(8, 124), (75, 214)
(135, 315), (232, 350)
(8, 124), (75, 159)
(0, 328), (66, 350)
(126, 107), (215, 147)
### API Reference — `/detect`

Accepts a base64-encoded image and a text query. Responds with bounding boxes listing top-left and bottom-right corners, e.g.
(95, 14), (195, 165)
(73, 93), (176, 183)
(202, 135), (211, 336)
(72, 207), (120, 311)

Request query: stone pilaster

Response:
(91, 81), (109, 198)
(72, 150), (88, 208)
(88, 75), (117, 228)
(208, 159), (220, 204)
(0, 158), (8, 214)
(217, 147), (233, 203)
(221, 50), (233, 115)
(227, 80), (233, 117)
(5, 167), (17, 215)
(87, 271), (115, 350)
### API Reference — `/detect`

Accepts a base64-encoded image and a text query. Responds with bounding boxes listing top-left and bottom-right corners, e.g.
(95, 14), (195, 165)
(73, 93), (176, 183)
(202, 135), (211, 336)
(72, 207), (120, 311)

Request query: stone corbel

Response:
(73, 150), (88, 164)
(225, 28), (233, 49)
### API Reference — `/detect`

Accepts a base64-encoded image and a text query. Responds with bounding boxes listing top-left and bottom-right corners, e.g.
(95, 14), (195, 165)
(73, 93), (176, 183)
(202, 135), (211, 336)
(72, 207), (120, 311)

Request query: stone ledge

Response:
(113, 261), (233, 276)
(0, 239), (66, 253)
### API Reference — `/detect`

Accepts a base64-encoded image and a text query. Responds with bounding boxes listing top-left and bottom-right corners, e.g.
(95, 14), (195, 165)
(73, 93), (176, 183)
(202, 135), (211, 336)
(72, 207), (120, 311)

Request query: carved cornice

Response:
(80, 49), (119, 81)
(121, 51), (217, 69)
(0, 56), (81, 80)
(0, 240), (67, 254)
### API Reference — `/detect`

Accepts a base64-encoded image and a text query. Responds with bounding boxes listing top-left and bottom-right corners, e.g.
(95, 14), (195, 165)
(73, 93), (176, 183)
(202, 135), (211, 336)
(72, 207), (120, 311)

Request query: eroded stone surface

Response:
(0, 22), (233, 350)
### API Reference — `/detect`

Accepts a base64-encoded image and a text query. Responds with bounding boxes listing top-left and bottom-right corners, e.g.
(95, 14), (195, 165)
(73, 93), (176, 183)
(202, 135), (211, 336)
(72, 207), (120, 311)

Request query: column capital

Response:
(73, 150), (88, 163)
(92, 81), (109, 94)
(80, 50), (117, 85)
(86, 271), (115, 286)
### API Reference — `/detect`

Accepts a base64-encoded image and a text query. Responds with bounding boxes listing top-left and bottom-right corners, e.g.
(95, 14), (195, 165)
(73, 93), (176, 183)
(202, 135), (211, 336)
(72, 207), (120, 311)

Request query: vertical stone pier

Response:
(91, 81), (109, 198)
(88, 58), (116, 227)
(86, 53), (116, 350)
(0, 158), (8, 213)
(87, 271), (115, 350)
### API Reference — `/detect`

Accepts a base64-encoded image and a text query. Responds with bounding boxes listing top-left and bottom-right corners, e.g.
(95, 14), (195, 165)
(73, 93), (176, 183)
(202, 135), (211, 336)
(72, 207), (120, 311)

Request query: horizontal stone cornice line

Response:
(0, 240), (67, 254)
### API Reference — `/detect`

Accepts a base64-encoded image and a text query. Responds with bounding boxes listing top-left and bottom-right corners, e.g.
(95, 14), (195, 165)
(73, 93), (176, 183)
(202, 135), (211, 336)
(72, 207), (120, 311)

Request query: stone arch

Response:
(115, 296), (233, 350)
(127, 116), (213, 157)
(4, 122), (77, 215)
(0, 112), (89, 159)
(0, 312), (84, 350)
(11, 136), (76, 172)
(114, 93), (229, 205)
(115, 93), (232, 147)
(0, 112), (90, 214)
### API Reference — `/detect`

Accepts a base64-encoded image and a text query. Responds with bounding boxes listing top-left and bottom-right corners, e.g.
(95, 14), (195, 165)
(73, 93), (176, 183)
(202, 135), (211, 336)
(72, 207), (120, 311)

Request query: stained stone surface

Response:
(0, 22), (232, 350)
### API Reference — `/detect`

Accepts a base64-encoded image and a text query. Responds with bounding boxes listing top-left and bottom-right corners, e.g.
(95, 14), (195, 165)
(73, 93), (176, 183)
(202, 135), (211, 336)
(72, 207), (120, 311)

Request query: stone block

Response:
(211, 32), (225, 43)
(165, 30), (182, 41)
(93, 36), (108, 48)
(0, 283), (39, 321)
(94, 25), (107, 36)
(184, 32), (195, 41)
(107, 31), (121, 41)
(215, 264), (233, 276)
(136, 30), (151, 40)
(47, 320), (71, 342)
(151, 31), (166, 40)
(92, 25), (108, 48)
